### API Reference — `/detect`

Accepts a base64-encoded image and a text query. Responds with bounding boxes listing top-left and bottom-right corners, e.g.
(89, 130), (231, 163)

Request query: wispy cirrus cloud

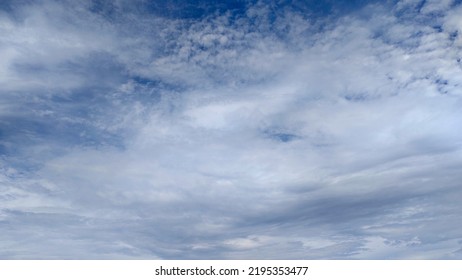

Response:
(1, 0), (462, 259)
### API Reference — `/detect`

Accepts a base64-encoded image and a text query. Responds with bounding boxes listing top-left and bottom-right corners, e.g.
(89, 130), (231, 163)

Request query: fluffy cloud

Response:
(1, 0), (462, 259)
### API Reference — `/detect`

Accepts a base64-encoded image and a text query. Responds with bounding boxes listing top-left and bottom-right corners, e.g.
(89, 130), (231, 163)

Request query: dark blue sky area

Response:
(95, 0), (383, 19)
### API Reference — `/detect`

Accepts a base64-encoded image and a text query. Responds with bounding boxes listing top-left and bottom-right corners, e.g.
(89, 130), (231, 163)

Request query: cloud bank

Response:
(1, 0), (462, 259)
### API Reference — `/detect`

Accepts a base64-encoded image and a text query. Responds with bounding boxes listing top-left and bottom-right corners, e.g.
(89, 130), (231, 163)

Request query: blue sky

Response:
(1, 0), (462, 259)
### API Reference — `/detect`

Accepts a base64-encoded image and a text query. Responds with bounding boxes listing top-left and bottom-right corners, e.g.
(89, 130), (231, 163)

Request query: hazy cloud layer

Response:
(1, 0), (462, 259)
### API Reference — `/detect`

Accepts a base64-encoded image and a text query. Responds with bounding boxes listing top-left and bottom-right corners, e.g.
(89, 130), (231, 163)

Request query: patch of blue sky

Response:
(146, 0), (250, 19)
(263, 128), (299, 143)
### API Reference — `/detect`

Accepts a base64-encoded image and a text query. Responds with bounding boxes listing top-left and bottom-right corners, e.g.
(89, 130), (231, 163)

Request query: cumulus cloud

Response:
(1, 0), (462, 259)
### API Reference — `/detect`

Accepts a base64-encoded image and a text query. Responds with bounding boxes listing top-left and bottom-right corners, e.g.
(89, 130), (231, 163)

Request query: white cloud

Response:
(1, 0), (462, 259)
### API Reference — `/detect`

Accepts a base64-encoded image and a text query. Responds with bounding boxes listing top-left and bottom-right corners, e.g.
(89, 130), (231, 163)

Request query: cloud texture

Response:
(1, 0), (462, 259)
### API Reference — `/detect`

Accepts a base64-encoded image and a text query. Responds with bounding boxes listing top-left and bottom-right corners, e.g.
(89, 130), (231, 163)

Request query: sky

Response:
(1, 0), (462, 259)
